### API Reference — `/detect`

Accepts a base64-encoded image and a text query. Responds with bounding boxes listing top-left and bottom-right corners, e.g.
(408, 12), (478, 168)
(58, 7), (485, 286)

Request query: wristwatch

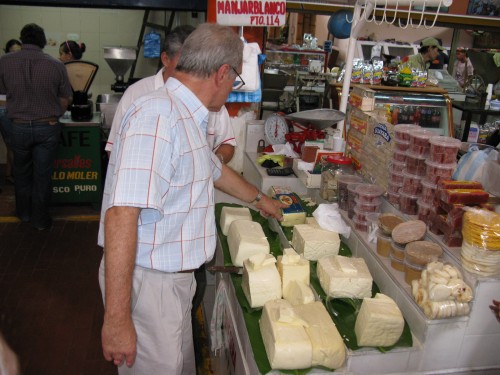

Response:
(251, 190), (263, 205)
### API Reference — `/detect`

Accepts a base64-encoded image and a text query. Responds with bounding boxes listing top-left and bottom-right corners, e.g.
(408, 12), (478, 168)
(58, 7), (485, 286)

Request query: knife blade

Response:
(206, 265), (243, 274)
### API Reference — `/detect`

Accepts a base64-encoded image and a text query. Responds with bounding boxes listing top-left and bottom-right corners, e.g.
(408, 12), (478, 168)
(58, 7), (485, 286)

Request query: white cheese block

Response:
(305, 217), (320, 228)
(277, 248), (310, 297)
(260, 299), (313, 370)
(283, 280), (315, 306)
(220, 206), (252, 235)
(227, 219), (269, 267)
(317, 255), (373, 299)
(294, 301), (346, 369)
(354, 293), (404, 347)
(242, 254), (282, 308)
(291, 224), (340, 261)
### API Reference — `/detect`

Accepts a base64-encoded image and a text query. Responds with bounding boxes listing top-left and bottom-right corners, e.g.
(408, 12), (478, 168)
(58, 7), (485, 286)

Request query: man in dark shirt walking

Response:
(0, 23), (73, 230)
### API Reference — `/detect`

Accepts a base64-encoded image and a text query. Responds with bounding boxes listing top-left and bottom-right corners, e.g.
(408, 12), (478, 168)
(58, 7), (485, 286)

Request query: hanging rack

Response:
(337, 0), (454, 137)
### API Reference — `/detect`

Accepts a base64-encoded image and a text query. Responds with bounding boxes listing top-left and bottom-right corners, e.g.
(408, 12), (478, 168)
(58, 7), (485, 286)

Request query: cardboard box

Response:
(292, 158), (322, 188)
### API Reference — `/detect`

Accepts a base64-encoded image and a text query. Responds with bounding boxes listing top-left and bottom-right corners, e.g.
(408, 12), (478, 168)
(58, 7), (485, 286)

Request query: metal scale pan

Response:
(285, 108), (345, 129)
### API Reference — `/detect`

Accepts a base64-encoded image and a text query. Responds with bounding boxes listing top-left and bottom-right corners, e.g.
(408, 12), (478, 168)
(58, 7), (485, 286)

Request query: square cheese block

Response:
(260, 299), (313, 370)
(317, 255), (373, 299)
(291, 224), (340, 261)
(283, 280), (315, 306)
(242, 254), (282, 308)
(294, 301), (346, 370)
(354, 293), (404, 347)
(277, 248), (310, 296)
(220, 206), (252, 235)
(227, 219), (269, 267)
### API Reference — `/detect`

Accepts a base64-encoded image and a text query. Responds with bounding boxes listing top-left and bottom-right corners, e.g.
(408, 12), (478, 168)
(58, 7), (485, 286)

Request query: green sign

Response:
(51, 123), (102, 204)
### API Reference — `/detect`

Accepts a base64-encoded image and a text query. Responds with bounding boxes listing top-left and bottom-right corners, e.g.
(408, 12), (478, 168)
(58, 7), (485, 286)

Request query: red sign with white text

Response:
(216, 0), (286, 26)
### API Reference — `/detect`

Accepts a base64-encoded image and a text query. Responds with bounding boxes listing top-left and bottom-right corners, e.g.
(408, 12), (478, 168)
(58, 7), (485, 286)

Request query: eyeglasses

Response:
(230, 66), (245, 90)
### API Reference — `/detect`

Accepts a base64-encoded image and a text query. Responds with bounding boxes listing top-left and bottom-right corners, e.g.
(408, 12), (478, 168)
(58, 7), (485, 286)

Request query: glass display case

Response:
(332, 83), (454, 137)
(264, 49), (329, 78)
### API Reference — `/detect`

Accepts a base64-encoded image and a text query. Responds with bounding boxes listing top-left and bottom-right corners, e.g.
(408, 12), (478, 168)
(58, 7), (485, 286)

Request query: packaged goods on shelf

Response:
(411, 261), (473, 319)
(391, 220), (427, 245)
(349, 85), (376, 112)
(461, 209), (500, 276)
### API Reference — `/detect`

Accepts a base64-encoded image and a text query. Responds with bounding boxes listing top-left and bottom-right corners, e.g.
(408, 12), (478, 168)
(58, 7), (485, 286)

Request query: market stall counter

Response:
(208, 191), (500, 374)
(51, 112), (103, 206)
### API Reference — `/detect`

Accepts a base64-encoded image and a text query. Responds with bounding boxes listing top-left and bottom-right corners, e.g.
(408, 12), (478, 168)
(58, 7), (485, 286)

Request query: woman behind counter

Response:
(59, 40), (86, 62)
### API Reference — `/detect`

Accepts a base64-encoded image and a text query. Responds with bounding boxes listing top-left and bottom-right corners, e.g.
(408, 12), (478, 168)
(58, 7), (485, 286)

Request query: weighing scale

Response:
(263, 108), (345, 154)
(64, 60), (99, 121)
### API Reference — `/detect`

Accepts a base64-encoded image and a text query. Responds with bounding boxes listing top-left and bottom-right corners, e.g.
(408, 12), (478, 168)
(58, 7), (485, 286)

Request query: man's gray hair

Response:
(176, 23), (243, 79)
(164, 25), (195, 58)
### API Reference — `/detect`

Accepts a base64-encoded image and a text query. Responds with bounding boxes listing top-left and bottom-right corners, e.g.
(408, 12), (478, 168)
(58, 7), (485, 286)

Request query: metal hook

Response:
(398, 1), (412, 29)
(373, 0), (387, 26)
(412, 0), (426, 28)
(345, 5), (356, 23)
(385, 0), (399, 25)
(364, 0), (377, 22)
(424, 0), (443, 29)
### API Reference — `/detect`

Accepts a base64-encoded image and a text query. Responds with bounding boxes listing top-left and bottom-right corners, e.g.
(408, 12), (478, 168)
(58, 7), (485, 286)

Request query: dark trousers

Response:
(9, 121), (62, 226)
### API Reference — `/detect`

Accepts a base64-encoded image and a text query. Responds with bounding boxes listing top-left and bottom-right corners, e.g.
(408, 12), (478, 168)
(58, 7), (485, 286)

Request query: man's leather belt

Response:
(177, 268), (196, 273)
(12, 117), (59, 125)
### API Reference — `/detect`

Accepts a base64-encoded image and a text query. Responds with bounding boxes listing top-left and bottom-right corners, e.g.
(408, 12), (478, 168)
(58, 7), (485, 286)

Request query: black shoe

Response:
(33, 218), (52, 231)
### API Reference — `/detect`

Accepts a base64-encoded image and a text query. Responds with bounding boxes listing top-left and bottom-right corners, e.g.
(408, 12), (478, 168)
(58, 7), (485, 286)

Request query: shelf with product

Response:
(332, 83), (455, 137)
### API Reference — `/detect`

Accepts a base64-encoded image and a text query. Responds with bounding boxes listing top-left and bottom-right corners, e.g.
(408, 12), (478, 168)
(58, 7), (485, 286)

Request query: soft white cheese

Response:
(291, 224), (340, 261)
(220, 206), (252, 235)
(283, 280), (315, 306)
(227, 219), (269, 267)
(305, 217), (320, 228)
(294, 301), (346, 370)
(317, 255), (373, 299)
(354, 293), (404, 347)
(277, 248), (310, 298)
(260, 299), (313, 370)
(242, 254), (282, 308)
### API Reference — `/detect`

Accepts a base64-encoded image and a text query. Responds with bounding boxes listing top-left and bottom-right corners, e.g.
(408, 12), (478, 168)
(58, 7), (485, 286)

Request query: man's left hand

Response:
(255, 195), (287, 221)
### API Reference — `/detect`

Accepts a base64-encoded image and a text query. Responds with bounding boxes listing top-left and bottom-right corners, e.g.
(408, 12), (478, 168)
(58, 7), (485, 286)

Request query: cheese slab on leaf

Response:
(292, 224), (341, 261)
(260, 299), (313, 370)
(294, 301), (346, 369)
(220, 206), (252, 235)
(354, 293), (404, 347)
(317, 255), (373, 299)
(242, 254), (282, 308)
(227, 219), (269, 267)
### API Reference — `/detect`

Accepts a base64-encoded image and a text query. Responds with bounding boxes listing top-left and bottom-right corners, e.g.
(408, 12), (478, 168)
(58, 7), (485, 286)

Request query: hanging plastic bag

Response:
(144, 31), (161, 58)
(452, 144), (499, 186)
(232, 42), (261, 92)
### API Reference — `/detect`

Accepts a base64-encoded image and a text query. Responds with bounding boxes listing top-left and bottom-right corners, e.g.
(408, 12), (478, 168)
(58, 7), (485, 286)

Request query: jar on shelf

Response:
(319, 156), (354, 202)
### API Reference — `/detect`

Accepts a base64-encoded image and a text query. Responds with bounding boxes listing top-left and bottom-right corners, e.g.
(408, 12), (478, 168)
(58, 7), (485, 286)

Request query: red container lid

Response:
(326, 155), (352, 165)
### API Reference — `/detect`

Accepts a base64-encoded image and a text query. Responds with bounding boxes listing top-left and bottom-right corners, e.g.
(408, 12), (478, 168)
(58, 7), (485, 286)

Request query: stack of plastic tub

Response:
(388, 124), (420, 208)
(352, 184), (384, 232)
(337, 174), (364, 211)
(417, 136), (461, 221)
(399, 129), (436, 215)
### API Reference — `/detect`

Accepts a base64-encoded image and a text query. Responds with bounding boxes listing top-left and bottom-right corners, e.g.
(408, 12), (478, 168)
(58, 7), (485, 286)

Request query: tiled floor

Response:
(0, 176), (212, 375)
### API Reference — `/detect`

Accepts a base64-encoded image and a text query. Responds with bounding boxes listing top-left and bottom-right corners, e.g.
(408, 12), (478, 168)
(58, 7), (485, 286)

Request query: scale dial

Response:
(264, 113), (290, 145)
